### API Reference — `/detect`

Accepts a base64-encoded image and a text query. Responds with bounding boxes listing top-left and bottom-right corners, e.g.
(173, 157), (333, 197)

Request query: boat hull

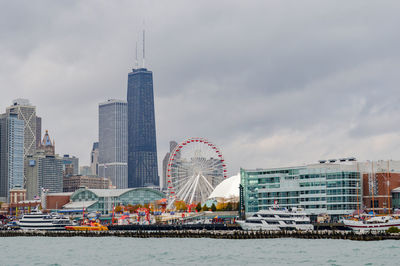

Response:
(344, 223), (400, 232)
(65, 225), (108, 231)
(20, 225), (69, 231)
(236, 220), (280, 231)
(236, 207), (314, 231)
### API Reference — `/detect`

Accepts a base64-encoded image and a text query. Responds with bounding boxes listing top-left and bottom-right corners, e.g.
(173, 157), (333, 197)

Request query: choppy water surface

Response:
(0, 237), (399, 265)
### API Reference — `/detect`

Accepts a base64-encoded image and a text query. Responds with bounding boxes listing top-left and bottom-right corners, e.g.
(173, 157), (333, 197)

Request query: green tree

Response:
(202, 204), (209, 211)
(196, 202), (202, 212)
(211, 203), (217, 212)
(387, 227), (400, 234)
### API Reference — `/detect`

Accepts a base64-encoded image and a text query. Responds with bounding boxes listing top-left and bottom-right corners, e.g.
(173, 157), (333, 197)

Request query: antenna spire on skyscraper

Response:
(142, 19), (146, 68)
(135, 41), (138, 68)
(142, 27), (146, 68)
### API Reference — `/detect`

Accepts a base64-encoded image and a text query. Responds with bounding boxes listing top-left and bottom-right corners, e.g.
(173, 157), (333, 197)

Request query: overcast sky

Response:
(1, 1), (400, 177)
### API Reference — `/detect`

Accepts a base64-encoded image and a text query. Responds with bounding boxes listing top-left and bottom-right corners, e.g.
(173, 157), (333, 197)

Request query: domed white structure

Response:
(208, 173), (240, 200)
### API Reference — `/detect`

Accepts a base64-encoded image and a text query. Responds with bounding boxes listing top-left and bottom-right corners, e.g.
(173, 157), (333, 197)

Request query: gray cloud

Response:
(1, 1), (400, 177)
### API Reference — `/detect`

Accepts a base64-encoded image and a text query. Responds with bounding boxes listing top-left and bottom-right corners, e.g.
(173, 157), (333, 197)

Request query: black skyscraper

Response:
(127, 68), (159, 188)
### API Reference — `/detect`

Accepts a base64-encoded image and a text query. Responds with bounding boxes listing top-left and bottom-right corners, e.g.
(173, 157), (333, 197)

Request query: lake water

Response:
(0, 237), (399, 265)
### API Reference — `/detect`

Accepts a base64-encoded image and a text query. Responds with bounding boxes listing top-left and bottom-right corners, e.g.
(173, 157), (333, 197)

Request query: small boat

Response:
(342, 215), (400, 232)
(65, 220), (108, 231)
(236, 207), (313, 231)
(4, 221), (20, 230)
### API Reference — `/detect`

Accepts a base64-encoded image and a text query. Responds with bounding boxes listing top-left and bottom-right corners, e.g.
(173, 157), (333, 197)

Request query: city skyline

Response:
(1, 2), (400, 265)
(1, 2), (400, 178)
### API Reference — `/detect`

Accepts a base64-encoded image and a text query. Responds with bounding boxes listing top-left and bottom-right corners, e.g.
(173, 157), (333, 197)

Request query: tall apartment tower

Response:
(127, 68), (159, 188)
(0, 113), (24, 202)
(37, 155), (63, 193)
(161, 141), (178, 190)
(98, 99), (128, 188)
(6, 99), (37, 157)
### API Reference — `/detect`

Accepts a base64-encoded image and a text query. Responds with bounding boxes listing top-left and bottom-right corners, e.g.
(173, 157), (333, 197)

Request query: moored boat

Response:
(236, 207), (313, 231)
(65, 221), (108, 231)
(343, 215), (400, 232)
(19, 209), (74, 231)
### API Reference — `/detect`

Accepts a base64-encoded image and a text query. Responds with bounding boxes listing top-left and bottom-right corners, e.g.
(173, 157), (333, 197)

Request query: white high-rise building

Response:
(98, 99), (128, 188)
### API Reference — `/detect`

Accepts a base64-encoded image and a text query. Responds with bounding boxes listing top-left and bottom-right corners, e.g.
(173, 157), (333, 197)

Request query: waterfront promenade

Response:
(1, 229), (399, 241)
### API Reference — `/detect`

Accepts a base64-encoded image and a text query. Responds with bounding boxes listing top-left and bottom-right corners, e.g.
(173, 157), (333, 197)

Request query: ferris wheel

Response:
(166, 137), (227, 208)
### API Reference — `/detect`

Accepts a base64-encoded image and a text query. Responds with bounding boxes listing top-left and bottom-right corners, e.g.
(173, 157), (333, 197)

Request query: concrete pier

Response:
(0, 230), (399, 241)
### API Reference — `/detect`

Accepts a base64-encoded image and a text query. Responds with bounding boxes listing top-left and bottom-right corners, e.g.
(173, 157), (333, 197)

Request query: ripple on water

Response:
(0, 238), (399, 265)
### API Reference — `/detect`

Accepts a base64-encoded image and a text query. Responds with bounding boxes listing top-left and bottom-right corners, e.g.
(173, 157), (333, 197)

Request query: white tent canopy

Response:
(208, 173), (240, 200)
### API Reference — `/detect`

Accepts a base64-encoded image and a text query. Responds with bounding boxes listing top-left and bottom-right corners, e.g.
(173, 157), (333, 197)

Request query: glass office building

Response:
(0, 113), (24, 202)
(98, 99), (128, 188)
(127, 68), (159, 188)
(241, 163), (361, 220)
(6, 99), (37, 157)
(7, 115), (24, 190)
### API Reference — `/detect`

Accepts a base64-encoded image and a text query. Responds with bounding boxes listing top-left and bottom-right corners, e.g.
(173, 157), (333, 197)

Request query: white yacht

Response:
(237, 207), (313, 231)
(343, 215), (400, 232)
(18, 209), (75, 231)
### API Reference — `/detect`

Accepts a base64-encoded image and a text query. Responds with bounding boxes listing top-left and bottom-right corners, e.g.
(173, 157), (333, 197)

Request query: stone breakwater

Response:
(1, 230), (400, 241)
